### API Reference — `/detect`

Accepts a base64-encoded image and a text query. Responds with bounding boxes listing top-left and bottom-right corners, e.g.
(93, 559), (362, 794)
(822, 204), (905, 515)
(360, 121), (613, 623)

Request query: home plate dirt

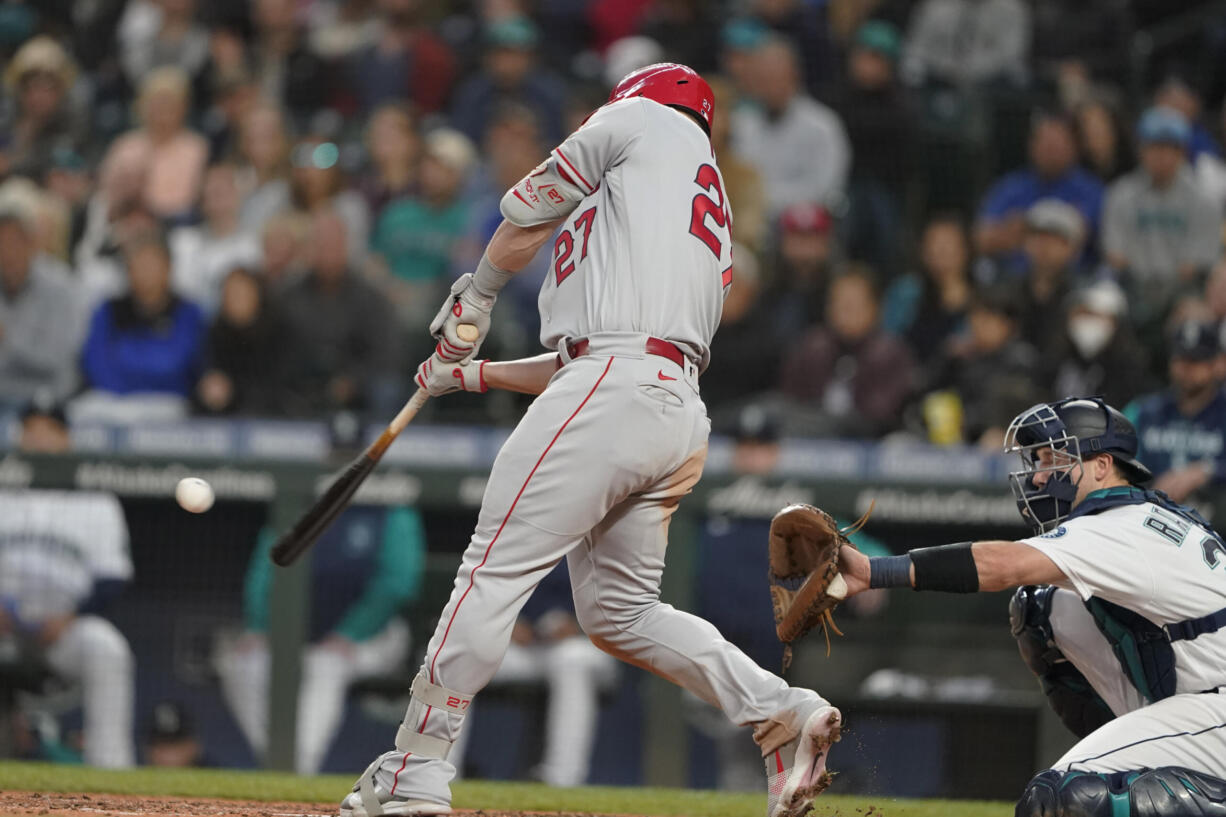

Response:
(0, 792), (610, 817)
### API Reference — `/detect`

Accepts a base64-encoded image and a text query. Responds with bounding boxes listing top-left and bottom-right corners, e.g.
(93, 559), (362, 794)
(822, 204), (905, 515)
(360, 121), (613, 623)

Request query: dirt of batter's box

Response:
(0, 792), (631, 817)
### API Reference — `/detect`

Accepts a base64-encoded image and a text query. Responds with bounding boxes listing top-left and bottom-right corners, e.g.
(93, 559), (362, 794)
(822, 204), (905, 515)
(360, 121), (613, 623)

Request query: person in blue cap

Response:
(1125, 319), (1226, 503)
(1102, 107), (1220, 327)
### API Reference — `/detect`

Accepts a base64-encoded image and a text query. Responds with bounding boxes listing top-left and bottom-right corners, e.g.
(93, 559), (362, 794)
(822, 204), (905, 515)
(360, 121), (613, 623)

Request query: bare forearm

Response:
(971, 541), (1033, 591)
(487, 218), (564, 272)
(483, 353), (560, 395)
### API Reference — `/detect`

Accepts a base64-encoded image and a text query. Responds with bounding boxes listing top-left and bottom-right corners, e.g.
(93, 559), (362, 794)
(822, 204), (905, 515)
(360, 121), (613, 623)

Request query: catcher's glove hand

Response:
(768, 503), (872, 670)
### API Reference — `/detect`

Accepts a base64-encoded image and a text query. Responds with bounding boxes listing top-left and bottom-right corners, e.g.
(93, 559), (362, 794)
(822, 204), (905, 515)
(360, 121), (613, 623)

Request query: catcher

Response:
(793, 397), (1226, 816)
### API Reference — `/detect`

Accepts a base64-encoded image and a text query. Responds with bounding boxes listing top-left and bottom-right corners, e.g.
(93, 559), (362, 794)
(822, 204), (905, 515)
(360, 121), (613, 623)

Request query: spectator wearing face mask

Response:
(1047, 280), (1154, 408)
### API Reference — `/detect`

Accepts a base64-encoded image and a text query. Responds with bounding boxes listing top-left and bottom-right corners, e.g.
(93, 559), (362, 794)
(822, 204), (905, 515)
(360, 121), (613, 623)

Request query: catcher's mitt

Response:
(768, 503), (872, 670)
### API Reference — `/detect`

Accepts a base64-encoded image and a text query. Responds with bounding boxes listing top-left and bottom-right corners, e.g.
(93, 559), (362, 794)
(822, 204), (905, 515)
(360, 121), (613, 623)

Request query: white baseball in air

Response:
(175, 477), (215, 513)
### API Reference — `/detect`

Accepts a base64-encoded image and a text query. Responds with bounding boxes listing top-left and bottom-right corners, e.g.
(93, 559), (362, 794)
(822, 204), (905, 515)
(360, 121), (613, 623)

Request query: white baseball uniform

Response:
(374, 97), (823, 802)
(1021, 498), (1226, 774)
(0, 490), (135, 768)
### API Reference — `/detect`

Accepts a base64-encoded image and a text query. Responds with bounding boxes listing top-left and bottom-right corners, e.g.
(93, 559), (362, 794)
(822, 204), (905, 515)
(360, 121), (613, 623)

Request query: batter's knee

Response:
(1016, 767), (1226, 817)
(573, 595), (655, 653)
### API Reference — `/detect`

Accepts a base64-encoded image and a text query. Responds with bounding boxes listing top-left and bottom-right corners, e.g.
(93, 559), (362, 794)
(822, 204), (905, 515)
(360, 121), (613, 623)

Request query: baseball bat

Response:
(270, 324), (480, 567)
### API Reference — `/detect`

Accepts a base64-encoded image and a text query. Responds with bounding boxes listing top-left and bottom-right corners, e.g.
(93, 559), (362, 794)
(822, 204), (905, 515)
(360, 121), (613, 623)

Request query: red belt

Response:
(566, 337), (686, 369)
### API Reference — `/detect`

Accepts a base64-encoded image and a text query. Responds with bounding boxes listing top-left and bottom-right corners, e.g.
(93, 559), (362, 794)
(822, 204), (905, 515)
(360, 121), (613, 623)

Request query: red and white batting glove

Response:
(429, 273), (494, 362)
(414, 353), (487, 396)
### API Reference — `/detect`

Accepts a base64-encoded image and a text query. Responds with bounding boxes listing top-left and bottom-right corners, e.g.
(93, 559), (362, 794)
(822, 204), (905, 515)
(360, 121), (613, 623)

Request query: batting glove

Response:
(429, 273), (494, 362)
(415, 353), (487, 396)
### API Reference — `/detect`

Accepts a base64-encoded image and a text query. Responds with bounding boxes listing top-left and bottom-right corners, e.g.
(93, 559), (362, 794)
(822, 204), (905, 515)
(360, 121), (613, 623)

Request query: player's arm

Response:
(427, 216), (563, 362)
(415, 352), (561, 397)
(428, 99), (641, 363)
(482, 354), (561, 395)
(486, 217), (566, 272)
(838, 539), (1067, 596)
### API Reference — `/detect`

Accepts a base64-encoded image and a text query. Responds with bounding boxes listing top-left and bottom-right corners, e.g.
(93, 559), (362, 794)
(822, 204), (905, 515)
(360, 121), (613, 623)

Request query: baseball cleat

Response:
(765, 705), (842, 817)
(338, 752), (451, 817)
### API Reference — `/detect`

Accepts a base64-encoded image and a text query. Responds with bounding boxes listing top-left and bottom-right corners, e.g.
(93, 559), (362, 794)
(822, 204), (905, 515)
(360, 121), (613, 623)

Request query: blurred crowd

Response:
(3, 0), (1226, 446)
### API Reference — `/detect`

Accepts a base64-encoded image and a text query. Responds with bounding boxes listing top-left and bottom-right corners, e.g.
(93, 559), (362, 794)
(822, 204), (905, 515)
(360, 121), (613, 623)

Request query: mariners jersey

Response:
(0, 490), (131, 624)
(504, 97), (732, 368)
(1126, 387), (1226, 481)
(1022, 498), (1226, 695)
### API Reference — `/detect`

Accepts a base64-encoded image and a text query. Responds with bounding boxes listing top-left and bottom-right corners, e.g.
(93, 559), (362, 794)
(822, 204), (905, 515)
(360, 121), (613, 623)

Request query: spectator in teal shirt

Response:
(216, 505), (425, 774)
(371, 128), (477, 335)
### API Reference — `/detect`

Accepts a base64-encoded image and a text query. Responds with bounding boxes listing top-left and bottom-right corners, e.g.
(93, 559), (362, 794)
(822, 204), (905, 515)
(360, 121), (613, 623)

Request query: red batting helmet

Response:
(608, 63), (714, 134)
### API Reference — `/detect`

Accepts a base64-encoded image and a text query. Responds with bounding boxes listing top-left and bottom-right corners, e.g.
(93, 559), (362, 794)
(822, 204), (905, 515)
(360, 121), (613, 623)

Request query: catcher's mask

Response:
(1004, 397), (1152, 534)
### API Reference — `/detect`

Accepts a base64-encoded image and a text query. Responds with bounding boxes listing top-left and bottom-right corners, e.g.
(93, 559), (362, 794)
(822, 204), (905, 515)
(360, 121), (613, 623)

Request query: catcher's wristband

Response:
(869, 555), (912, 589)
(910, 542), (979, 593)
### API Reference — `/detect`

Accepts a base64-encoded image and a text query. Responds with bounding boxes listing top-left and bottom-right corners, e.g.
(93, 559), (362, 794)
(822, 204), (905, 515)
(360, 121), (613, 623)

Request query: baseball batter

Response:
(838, 397), (1226, 815)
(341, 64), (840, 817)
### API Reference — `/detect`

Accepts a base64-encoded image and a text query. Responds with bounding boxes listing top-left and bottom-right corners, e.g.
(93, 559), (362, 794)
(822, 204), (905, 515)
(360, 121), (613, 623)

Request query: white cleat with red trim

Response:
(764, 705), (842, 817)
(338, 752), (452, 817)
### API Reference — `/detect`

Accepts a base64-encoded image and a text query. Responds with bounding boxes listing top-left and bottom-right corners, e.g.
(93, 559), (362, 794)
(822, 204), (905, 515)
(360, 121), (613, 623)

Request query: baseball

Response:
(175, 477), (215, 514)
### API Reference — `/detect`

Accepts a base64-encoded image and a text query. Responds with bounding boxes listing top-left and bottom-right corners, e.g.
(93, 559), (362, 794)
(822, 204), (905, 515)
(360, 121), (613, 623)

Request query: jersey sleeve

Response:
(500, 98), (646, 227)
(1019, 517), (1156, 605)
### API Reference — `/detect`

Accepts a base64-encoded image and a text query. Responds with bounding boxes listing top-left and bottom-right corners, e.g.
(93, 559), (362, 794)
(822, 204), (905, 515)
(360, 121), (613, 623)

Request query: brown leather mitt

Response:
(768, 503), (863, 670)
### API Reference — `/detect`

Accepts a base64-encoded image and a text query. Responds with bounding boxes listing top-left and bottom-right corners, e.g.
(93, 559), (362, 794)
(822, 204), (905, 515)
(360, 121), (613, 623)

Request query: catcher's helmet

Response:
(608, 62), (714, 134)
(1004, 397), (1153, 533)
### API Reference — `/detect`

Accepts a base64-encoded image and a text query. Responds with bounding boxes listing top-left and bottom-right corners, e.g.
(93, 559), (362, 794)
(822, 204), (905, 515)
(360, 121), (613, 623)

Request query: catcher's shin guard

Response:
(1009, 586), (1114, 738)
(1016, 768), (1226, 817)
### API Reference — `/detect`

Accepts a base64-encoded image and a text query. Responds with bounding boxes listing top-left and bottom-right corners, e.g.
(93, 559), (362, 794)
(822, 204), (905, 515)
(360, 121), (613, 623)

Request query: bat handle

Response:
(358, 323), (480, 463)
(389, 388), (430, 436)
(368, 388), (429, 460)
